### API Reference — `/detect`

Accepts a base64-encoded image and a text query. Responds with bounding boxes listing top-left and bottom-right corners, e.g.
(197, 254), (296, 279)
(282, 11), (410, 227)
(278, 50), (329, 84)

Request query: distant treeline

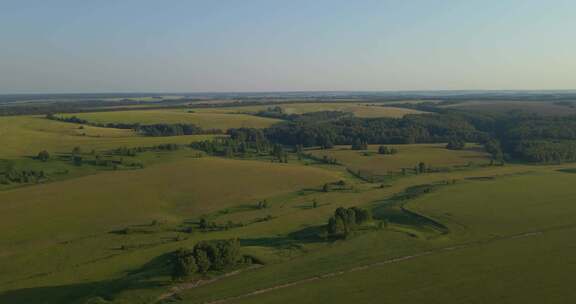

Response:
(46, 114), (223, 136)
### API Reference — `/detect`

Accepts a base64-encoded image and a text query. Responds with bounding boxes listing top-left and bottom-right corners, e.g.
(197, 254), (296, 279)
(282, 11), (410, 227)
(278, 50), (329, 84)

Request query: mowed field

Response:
(0, 115), (217, 158)
(309, 144), (490, 175)
(198, 171), (576, 304)
(70, 109), (282, 129)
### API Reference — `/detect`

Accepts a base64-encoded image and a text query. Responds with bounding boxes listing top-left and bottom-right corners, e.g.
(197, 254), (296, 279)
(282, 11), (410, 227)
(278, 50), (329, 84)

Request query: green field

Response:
(309, 144), (490, 176)
(261, 103), (425, 118)
(2, 106), (576, 304)
(0, 115), (217, 158)
(213, 171), (576, 304)
(69, 109), (282, 130)
(205, 102), (426, 118)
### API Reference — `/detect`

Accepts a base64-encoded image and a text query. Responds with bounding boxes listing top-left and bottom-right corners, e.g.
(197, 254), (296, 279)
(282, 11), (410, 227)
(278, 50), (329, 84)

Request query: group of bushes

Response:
(327, 207), (372, 238)
(172, 239), (244, 280)
(0, 169), (47, 185)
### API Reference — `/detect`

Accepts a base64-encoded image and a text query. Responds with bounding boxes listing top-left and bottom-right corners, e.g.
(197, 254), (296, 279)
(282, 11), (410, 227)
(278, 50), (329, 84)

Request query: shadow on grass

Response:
(240, 225), (327, 249)
(0, 253), (173, 304)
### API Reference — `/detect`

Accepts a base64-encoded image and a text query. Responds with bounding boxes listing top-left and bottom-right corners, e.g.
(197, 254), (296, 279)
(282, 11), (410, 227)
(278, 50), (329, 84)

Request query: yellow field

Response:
(0, 115), (216, 158)
(202, 102), (426, 118)
(70, 109), (282, 129)
(272, 103), (425, 118)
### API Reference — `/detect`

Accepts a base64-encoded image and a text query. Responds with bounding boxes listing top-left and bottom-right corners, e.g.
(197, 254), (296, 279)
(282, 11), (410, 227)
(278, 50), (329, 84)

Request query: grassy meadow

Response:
(206, 170), (576, 304)
(2, 104), (576, 304)
(69, 109), (282, 130)
(309, 144), (490, 176)
(0, 115), (218, 158)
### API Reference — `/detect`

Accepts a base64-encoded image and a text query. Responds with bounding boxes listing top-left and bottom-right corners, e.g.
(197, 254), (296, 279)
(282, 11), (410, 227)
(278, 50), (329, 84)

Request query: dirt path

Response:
(157, 265), (263, 302)
(200, 230), (544, 304)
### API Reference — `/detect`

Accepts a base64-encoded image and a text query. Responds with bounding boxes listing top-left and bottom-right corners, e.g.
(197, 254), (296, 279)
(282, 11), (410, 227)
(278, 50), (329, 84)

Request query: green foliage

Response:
(36, 150), (50, 162)
(327, 207), (372, 238)
(446, 139), (465, 150)
(172, 249), (198, 280)
(378, 145), (397, 155)
(171, 239), (241, 278)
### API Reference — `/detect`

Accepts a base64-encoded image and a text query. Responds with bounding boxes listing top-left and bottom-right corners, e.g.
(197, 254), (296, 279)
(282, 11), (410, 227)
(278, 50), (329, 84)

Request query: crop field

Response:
(0, 115), (217, 158)
(309, 144), (490, 176)
(69, 109), (282, 130)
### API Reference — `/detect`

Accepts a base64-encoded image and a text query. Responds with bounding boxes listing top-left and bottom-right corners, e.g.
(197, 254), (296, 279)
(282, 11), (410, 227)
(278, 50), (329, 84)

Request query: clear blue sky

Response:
(1, 0), (575, 93)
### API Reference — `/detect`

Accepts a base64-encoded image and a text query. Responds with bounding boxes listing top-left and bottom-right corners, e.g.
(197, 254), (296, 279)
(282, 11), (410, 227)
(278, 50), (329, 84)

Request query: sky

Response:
(1, 0), (575, 93)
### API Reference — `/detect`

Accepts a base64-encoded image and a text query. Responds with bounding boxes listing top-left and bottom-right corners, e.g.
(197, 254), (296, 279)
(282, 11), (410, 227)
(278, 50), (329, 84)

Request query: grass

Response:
(202, 102), (426, 118)
(3, 112), (576, 304)
(69, 108), (282, 130)
(183, 170), (576, 304)
(309, 144), (490, 176)
(0, 115), (217, 158)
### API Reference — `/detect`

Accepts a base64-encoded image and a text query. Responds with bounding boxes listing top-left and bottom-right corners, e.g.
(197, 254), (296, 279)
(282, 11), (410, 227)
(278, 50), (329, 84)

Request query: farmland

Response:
(69, 109), (282, 130)
(2, 99), (576, 304)
(308, 144), (490, 176)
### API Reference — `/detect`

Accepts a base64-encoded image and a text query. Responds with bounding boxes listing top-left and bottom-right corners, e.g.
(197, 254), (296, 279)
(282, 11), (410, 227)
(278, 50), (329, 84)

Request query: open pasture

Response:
(0, 115), (217, 158)
(309, 144), (490, 176)
(218, 102), (426, 118)
(70, 108), (282, 130)
(191, 170), (576, 304)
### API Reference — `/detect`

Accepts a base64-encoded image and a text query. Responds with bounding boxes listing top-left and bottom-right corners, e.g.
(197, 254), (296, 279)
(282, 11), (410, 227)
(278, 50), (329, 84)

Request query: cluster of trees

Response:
(446, 138), (465, 150)
(264, 113), (483, 148)
(192, 129), (289, 162)
(138, 123), (221, 137)
(0, 169), (47, 185)
(327, 207), (372, 238)
(494, 115), (576, 163)
(378, 145), (397, 155)
(66, 147), (144, 169)
(172, 239), (242, 280)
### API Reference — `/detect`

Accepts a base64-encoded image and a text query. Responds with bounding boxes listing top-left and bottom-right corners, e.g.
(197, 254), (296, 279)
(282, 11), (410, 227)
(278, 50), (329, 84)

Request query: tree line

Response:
(46, 114), (223, 136)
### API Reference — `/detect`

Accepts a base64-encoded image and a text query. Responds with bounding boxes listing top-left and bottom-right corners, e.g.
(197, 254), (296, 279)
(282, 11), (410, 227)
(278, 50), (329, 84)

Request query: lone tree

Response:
(37, 150), (50, 162)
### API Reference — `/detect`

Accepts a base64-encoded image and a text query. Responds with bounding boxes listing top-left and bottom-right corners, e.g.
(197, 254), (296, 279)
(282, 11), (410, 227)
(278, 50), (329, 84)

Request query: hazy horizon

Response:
(2, 0), (575, 93)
